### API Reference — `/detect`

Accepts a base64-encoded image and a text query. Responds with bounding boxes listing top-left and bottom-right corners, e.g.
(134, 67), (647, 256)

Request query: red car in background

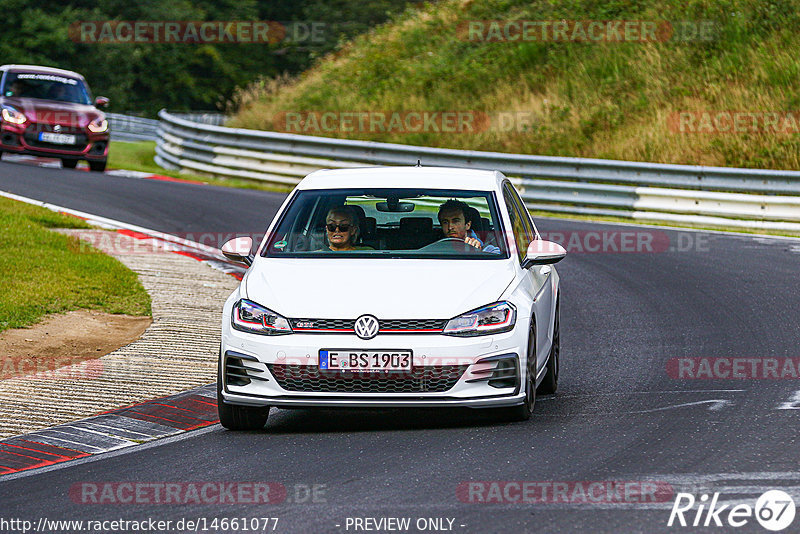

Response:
(0, 64), (110, 172)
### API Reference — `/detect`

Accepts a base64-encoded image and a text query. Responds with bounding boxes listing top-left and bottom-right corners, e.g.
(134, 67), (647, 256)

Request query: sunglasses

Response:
(326, 223), (352, 232)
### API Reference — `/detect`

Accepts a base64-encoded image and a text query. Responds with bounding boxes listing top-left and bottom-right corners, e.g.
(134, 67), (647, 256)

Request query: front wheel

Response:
(88, 159), (106, 172)
(217, 366), (270, 431)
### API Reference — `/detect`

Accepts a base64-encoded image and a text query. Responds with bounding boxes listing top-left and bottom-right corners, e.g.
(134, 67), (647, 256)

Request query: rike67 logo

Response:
(668, 490), (796, 531)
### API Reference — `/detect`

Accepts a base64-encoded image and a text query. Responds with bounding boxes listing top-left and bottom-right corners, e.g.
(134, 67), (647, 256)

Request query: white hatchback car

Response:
(218, 167), (566, 430)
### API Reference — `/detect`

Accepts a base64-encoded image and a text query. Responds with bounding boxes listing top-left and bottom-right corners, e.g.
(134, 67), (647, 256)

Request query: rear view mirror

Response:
(222, 236), (254, 266)
(94, 96), (109, 109)
(376, 201), (415, 212)
(521, 240), (566, 268)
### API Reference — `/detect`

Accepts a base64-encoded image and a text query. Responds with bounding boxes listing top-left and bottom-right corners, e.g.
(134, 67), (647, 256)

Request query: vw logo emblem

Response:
(354, 315), (379, 340)
(53, 125), (62, 132)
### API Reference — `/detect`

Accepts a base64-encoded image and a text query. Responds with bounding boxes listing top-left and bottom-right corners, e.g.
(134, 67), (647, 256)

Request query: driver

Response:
(437, 199), (500, 253)
(323, 206), (372, 251)
(7, 80), (25, 97)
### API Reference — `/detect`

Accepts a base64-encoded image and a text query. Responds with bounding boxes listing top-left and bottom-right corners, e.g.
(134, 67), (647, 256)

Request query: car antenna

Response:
(416, 159), (422, 167)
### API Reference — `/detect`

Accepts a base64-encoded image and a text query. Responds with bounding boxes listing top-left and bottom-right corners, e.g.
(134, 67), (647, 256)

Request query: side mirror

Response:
(94, 96), (109, 109)
(521, 240), (566, 269)
(221, 236), (253, 266)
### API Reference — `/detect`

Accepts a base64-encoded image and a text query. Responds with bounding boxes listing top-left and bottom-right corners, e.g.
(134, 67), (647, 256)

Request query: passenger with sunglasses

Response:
(323, 206), (371, 251)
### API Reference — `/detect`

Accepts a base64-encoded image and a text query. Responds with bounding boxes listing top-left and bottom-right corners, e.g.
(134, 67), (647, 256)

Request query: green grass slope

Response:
(229, 0), (800, 169)
(0, 198), (151, 332)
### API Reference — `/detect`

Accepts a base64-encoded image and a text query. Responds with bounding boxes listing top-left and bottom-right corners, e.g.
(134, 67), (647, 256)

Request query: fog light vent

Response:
(1, 133), (20, 146)
(466, 353), (519, 389)
(224, 351), (269, 387)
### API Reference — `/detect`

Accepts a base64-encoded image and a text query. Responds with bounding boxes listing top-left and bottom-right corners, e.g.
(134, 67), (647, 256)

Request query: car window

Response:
(502, 183), (530, 262)
(263, 188), (509, 259)
(2, 72), (92, 105)
(506, 182), (538, 239)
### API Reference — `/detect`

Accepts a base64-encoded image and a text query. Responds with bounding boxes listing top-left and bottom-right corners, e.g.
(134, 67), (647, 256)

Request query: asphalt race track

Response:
(1, 160), (799, 533)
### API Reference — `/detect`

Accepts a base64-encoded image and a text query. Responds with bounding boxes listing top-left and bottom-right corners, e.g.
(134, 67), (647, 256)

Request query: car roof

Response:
(0, 64), (86, 81)
(297, 167), (506, 192)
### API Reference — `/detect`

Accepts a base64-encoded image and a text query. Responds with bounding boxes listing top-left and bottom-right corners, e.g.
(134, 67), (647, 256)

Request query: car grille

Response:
(381, 319), (447, 331)
(23, 123), (88, 151)
(291, 318), (354, 331)
(267, 364), (468, 393)
(289, 318), (446, 333)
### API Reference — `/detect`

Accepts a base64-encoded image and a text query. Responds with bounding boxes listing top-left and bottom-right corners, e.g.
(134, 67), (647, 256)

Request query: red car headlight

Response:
(1, 107), (27, 125)
(87, 118), (108, 133)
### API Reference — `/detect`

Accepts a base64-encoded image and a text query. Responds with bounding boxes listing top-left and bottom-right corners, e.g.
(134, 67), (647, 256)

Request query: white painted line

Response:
(629, 399), (732, 413)
(105, 169), (157, 179)
(653, 472), (800, 482)
(76, 420), (161, 440)
(55, 424), (139, 447)
(537, 390), (745, 401)
(21, 433), (107, 454)
(536, 399), (733, 416)
(777, 390), (800, 410)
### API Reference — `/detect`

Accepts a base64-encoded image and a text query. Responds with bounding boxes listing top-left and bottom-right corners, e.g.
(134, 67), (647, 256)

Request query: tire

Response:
(61, 159), (78, 169)
(537, 301), (560, 395)
(88, 159), (107, 172)
(217, 361), (270, 431)
(502, 321), (536, 422)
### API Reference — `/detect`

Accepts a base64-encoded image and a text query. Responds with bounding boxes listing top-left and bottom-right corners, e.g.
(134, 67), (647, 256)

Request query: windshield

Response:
(2, 72), (92, 105)
(263, 188), (509, 259)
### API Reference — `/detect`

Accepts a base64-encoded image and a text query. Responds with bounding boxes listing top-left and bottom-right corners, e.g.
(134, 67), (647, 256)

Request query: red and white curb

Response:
(0, 385), (218, 476)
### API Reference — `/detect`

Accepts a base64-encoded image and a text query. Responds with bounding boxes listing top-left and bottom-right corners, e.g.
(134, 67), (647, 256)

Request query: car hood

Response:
(245, 259), (517, 319)
(1, 97), (103, 127)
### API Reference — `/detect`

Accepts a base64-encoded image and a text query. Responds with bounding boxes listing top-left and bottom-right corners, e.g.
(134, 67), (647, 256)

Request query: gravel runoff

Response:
(0, 232), (239, 439)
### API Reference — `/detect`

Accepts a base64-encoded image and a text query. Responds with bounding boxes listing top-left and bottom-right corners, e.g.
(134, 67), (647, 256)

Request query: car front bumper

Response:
(0, 123), (108, 159)
(219, 309), (529, 410)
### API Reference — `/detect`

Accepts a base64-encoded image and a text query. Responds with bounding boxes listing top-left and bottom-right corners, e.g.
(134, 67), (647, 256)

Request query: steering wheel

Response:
(420, 237), (481, 253)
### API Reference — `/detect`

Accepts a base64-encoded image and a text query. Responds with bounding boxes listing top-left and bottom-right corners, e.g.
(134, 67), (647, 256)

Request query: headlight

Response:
(1, 107), (27, 125)
(232, 299), (292, 335)
(88, 118), (108, 133)
(443, 301), (516, 337)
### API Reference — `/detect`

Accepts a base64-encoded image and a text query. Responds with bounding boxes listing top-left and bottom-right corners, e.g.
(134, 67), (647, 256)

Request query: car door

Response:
(502, 182), (554, 375)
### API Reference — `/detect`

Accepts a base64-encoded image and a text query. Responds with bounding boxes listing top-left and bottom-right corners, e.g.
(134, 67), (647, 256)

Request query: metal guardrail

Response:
(155, 109), (800, 231)
(108, 113), (160, 142)
(110, 112), (226, 142)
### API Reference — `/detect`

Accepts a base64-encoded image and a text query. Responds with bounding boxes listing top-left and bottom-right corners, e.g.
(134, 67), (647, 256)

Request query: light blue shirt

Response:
(468, 229), (501, 254)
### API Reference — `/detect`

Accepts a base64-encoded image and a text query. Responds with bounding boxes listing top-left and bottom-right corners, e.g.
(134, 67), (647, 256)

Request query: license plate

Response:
(39, 132), (76, 145)
(319, 350), (412, 371)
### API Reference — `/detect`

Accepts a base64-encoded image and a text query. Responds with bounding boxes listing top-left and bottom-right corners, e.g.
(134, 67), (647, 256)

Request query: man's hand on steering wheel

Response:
(464, 236), (482, 249)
